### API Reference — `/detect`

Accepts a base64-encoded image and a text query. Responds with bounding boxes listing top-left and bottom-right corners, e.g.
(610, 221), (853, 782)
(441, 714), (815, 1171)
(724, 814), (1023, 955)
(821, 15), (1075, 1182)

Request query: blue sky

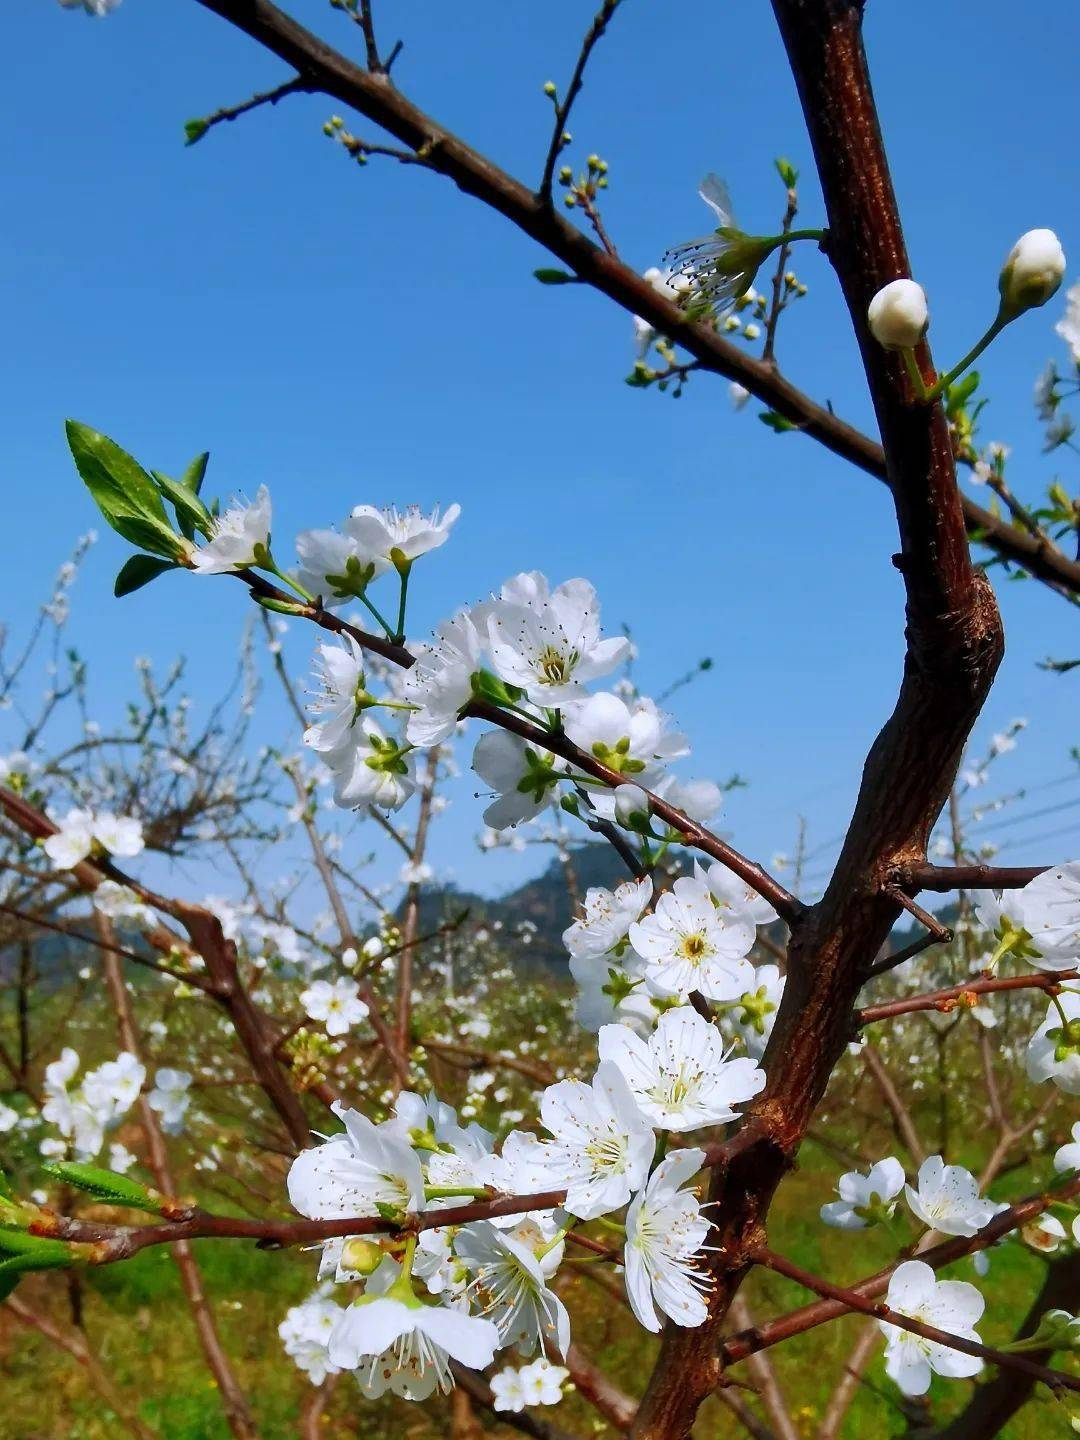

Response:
(2, 0), (1078, 902)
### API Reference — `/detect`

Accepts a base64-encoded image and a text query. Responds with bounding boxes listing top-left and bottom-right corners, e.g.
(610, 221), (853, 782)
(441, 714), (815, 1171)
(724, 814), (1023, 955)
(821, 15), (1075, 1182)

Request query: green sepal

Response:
(114, 555), (179, 598)
(66, 421), (185, 560)
(41, 1161), (167, 1216)
(469, 669), (520, 707)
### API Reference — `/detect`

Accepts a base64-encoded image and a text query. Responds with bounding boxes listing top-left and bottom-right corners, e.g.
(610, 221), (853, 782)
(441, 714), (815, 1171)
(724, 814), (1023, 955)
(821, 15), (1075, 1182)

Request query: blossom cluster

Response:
(43, 808), (144, 871)
(40, 1048), (145, 1162)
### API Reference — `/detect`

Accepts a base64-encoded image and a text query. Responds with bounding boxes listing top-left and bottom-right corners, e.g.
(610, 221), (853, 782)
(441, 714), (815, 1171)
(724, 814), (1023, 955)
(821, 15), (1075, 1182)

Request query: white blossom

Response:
(879, 1261), (984, 1396)
(905, 1155), (1001, 1237)
(528, 1063), (654, 1220)
(454, 1220), (570, 1356)
(598, 1006), (764, 1131)
(301, 978), (369, 1037)
(725, 963), (785, 1060)
(190, 487), (272, 574)
(327, 1260), (499, 1397)
(820, 1157), (905, 1230)
(279, 1293), (343, 1385)
(326, 717), (416, 811)
(288, 1102), (425, 1223)
(519, 1356), (569, 1406)
(1026, 990), (1080, 1095)
(485, 574), (629, 707)
(1054, 1121), (1080, 1174)
(1056, 280), (1080, 362)
(629, 876), (755, 1003)
(1019, 862), (1080, 970)
(563, 878), (653, 960)
(304, 636), (370, 754)
(401, 611), (482, 746)
(472, 729), (555, 830)
(348, 502), (461, 571)
(624, 1148), (711, 1332)
(147, 1069), (193, 1135)
(563, 692), (688, 785)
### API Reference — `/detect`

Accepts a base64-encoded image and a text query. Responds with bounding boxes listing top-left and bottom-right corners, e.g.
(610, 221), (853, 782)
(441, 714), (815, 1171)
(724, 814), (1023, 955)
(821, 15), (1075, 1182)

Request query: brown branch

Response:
(0, 900), (210, 989)
(196, 75), (308, 138)
(631, 2), (1006, 1430)
(750, 1246), (1080, 1396)
(539, 0), (621, 199)
(186, 0), (1080, 600)
(898, 863), (1050, 892)
(95, 913), (259, 1440)
(0, 784), (312, 1148)
(861, 1044), (927, 1164)
(859, 969), (1078, 1025)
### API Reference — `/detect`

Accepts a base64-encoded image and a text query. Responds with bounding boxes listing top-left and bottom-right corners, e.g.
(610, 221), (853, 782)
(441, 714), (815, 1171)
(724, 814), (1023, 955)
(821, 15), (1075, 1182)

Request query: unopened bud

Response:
(867, 278), (929, 351)
(614, 783), (650, 830)
(999, 229), (1066, 318)
(340, 1238), (385, 1275)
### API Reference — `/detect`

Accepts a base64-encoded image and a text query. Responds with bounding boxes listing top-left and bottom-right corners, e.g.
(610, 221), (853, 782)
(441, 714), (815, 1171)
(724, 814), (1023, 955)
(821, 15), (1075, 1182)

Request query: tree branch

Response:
(187, 0), (1080, 600)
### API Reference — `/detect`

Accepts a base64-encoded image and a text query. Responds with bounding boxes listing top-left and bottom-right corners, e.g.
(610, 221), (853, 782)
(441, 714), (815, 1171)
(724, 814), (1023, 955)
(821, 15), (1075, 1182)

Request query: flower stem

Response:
(357, 592), (398, 640)
(394, 567), (410, 644)
(924, 314), (1008, 403)
(900, 346), (930, 402)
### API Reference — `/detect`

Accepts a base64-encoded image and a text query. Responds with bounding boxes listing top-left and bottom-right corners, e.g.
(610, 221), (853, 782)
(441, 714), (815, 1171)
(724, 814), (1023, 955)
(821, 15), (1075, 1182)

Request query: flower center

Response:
(536, 645), (577, 685)
(677, 932), (712, 964)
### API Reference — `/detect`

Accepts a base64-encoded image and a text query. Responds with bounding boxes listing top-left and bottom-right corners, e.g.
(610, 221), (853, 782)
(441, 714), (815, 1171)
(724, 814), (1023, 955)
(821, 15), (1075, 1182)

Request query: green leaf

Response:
(0, 1167), (11, 1202)
(759, 410), (796, 434)
(774, 156), (799, 188)
(181, 451), (210, 495)
(0, 1269), (20, 1303)
(114, 555), (179, 598)
(533, 268), (579, 285)
(65, 421), (184, 560)
(151, 469), (212, 538)
(0, 1231), (76, 1270)
(184, 117), (210, 147)
(41, 1161), (167, 1215)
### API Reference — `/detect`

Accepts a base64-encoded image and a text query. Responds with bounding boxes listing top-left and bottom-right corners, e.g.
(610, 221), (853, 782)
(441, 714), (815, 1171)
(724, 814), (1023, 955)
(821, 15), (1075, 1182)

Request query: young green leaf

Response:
(65, 422), (186, 560)
(114, 555), (179, 598)
(151, 469), (212, 538)
(181, 451), (210, 495)
(533, 268), (579, 285)
(41, 1161), (168, 1215)
(759, 410), (797, 434)
(184, 117), (210, 147)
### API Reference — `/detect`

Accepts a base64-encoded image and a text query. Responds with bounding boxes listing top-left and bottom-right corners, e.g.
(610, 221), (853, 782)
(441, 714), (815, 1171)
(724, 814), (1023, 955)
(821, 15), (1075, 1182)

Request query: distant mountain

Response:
(412, 844), (635, 974)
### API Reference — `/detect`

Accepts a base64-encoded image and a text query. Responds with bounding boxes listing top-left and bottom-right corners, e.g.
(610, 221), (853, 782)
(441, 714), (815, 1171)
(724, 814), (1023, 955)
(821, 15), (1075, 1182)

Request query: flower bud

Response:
(999, 229), (1066, 316)
(614, 783), (650, 829)
(867, 279), (929, 350)
(340, 1238), (385, 1276)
